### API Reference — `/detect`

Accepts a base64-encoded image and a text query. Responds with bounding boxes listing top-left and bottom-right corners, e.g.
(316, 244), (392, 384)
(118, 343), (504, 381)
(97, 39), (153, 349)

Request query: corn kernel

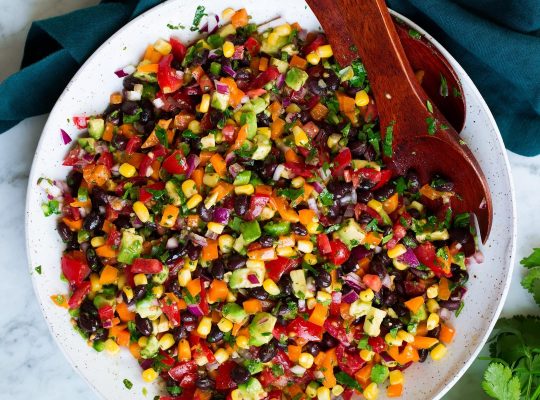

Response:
(316, 44), (333, 58)
(214, 348), (230, 364)
(90, 236), (105, 248)
(355, 90), (370, 107)
(104, 338), (120, 355)
(293, 126), (309, 147)
(122, 286), (133, 302)
(90, 273), (102, 293)
(291, 176), (305, 188)
(286, 103), (302, 114)
(142, 367), (158, 383)
(267, 32), (280, 46)
(392, 259), (409, 271)
(316, 386), (331, 400)
(221, 7), (235, 20)
(306, 297), (317, 310)
(297, 240), (314, 254)
(326, 133), (341, 149)
(388, 244), (407, 259)
(197, 316), (212, 337)
(360, 288), (375, 302)
(204, 192), (219, 209)
(223, 41), (235, 58)
(198, 93), (211, 113)
(360, 349), (374, 361)
(263, 279), (281, 296)
(298, 352), (315, 369)
(184, 258), (198, 272)
(385, 332), (403, 347)
(152, 284), (164, 298)
(409, 200), (424, 212)
(397, 329), (415, 343)
(259, 206), (275, 220)
(157, 314), (169, 333)
(306, 52), (320, 65)
(306, 221), (322, 234)
(203, 172), (220, 188)
(236, 335), (249, 349)
(230, 389), (242, 400)
(306, 382), (319, 398)
(367, 199), (383, 212)
(133, 201), (150, 223)
(186, 194), (203, 209)
(158, 333), (175, 350)
(206, 222), (224, 235)
(316, 291), (332, 304)
(218, 318), (233, 333)
(153, 38), (172, 55)
(234, 184), (254, 195)
(181, 179), (197, 198)
(427, 284), (439, 299)
(134, 273), (148, 286)
(427, 298), (440, 314)
(138, 336), (148, 347)
(389, 370), (404, 386)
(430, 343), (447, 360)
(274, 23), (292, 36)
(277, 246), (296, 257)
(218, 234), (234, 253)
(304, 253), (318, 265)
(364, 382), (379, 400)
(427, 312), (440, 330)
(187, 119), (201, 134)
(119, 162), (136, 178)
(246, 259), (265, 269)
(178, 268), (191, 287)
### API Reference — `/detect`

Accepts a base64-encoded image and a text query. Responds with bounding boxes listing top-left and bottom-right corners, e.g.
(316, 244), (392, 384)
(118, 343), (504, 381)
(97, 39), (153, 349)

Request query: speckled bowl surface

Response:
(25, 0), (516, 399)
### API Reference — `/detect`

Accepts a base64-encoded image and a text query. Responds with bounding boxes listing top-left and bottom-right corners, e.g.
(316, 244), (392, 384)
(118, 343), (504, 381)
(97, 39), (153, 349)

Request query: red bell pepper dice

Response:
(328, 239), (350, 265)
(317, 233), (332, 254)
(97, 152), (113, 170)
(414, 242), (452, 277)
(158, 54), (183, 94)
(244, 194), (270, 220)
(368, 336), (386, 353)
(162, 150), (189, 175)
(170, 37), (187, 62)
(131, 258), (163, 274)
(287, 317), (323, 341)
(265, 257), (300, 282)
(244, 36), (260, 56)
(61, 251), (90, 286)
(284, 162), (314, 178)
(98, 305), (114, 322)
(335, 343), (365, 375)
(138, 154), (153, 178)
(332, 148), (352, 176)
(247, 66), (280, 90)
(372, 169), (393, 191)
(68, 281), (91, 309)
(302, 33), (327, 56)
(214, 361), (239, 390)
(139, 182), (166, 203)
(168, 361), (198, 382)
(160, 298), (181, 327)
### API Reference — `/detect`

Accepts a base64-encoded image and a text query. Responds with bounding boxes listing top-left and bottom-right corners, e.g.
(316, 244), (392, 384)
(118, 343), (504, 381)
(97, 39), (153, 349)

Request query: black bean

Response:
(323, 70), (339, 91)
(114, 215), (132, 230)
(91, 187), (109, 208)
(380, 318), (404, 335)
(211, 260), (225, 280)
(83, 210), (103, 231)
(80, 299), (97, 315)
(234, 195), (250, 217)
(139, 108), (152, 124)
(319, 332), (339, 351)
(278, 275), (293, 296)
(144, 120), (156, 135)
(182, 312), (198, 323)
(327, 204), (341, 219)
(258, 341), (278, 362)
(303, 342), (320, 357)
(382, 290), (398, 306)
(292, 223), (307, 236)
(409, 267), (431, 280)
(406, 170), (420, 193)
(260, 161), (278, 180)
(231, 365), (250, 384)
(78, 313), (100, 333)
(186, 242), (201, 261)
(259, 235), (274, 248)
(428, 325), (441, 339)
(171, 326), (187, 341)
(135, 314), (152, 336)
(197, 203), (215, 222)
(121, 101), (139, 115)
(438, 300), (462, 311)
(249, 287), (269, 301)
(257, 112), (271, 127)
(451, 269), (469, 286)
(394, 303), (409, 318)
(235, 68), (251, 81)
(196, 377), (215, 390)
(369, 254), (388, 278)
(123, 75), (142, 91)
(66, 170), (83, 194)
(349, 140), (367, 158)
(374, 184), (396, 201)
(431, 175), (454, 192)
(363, 146), (376, 162)
(57, 221), (73, 242)
(327, 181), (352, 199)
(93, 328), (108, 342)
(167, 279), (183, 298)
(166, 244), (188, 264)
(449, 228), (471, 245)
(111, 133), (128, 150)
(132, 285), (147, 301)
(206, 325), (224, 343)
(307, 78), (326, 96)
(277, 300), (295, 316)
(227, 254), (247, 271)
(86, 248), (104, 273)
(418, 349), (429, 362)
(341, 259), (358, 274)
(316, 271), (331, 288)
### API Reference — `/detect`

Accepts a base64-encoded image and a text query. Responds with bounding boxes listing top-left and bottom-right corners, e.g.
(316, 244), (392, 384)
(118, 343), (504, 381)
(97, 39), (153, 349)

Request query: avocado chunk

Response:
(285, 67), (309, 91)
(410, 304), (427, 323)
(222, 303), (248, 324)
(248, 313), (277, 346)
(237, 377), (267, 400)
(270, 57), (289, 74)
(261, 34), (289, 55)
(263, 221), (291, 237)
(117, 229), (144, 264)
(241, 97), (268, 115)
(136, 294), (162, 320)
(152, 265), (169, 284)
(229, 265), (265, 289)
(349, 300), (372, 318)
(93, 293), (115, 309)
(77, 138), (96, 154)
(140, 335), (159, 359)
(240, 111), (258, 139)
(251, 134), (272, 161)
(290, 269), (307, 299)
(88, 118), (105, 140)
(211, 91), (230, 111)
(336, 218), (366, 249)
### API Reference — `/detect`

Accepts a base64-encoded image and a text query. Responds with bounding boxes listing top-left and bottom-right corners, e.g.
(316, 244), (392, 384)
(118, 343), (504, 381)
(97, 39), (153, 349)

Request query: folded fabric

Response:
(0, 0), (538, 156)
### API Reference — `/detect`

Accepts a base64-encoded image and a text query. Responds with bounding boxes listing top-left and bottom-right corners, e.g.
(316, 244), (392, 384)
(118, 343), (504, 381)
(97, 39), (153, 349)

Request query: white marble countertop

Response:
(0, 1), (539, 399)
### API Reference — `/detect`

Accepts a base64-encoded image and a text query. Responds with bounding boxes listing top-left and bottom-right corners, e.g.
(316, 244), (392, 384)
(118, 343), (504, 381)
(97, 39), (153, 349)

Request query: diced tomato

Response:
(73, 116), (88, 129)
(317, 233), (332, 254)
(125, 136), (142, 155)
(97, 152), (113, 170)
(170, 37), (187, 62)
(363, 274), (383, 292)
(158, 54), (183, 94)
(214, 361), (239, 391)
(335, 343), (365, 375)
(169, 361), (198, 388)
(198, 279), (210, 316)
(414, 242), (452, 277)
(247, 66), (280, 90)
(272, 323), (288, 341)
(332, 148), (352, 176)
(61, 251), (90, 286)
(372, 169), (393, 191)
(265, 257), (300, 282)
(63, 146), (89, 167)
(131, 258), (163, 274)
(302, 33), (327, 56)
(162, 150), (188, 175)
(160, 298), (181, 327)
(139, 182), (166, 203)
(324, 317), (354, 346)
(244, 194), (270, 220)
(222, 125), (237, 143)
(98, 305), (114, 323)
(287, 317), (323, 341)
(328, 239), (350, 265)
(106, 229), (121, 247)
(67, 281), (91, 309)
(284, 162), (314, 178)
(368, 336), (386, 353)
(138, 154), (153, 177)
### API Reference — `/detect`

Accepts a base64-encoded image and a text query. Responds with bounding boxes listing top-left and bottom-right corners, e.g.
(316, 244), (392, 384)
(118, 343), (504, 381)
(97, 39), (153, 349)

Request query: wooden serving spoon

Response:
(306, 0), (492, 242)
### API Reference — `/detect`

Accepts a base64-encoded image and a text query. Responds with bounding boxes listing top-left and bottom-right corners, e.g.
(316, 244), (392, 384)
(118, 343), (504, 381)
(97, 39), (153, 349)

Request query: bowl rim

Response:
(24, 2), (517, 399)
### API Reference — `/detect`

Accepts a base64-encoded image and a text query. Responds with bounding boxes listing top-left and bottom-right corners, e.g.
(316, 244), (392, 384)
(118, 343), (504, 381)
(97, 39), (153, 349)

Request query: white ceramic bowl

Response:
(25, 0), (516, 399)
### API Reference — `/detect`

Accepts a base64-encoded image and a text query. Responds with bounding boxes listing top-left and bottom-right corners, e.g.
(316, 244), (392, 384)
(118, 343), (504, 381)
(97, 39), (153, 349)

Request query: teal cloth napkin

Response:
(0, 0), (539, 156)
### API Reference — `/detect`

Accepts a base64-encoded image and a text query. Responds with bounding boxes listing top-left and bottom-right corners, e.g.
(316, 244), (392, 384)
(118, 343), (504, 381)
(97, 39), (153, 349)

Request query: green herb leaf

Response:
(155, 126), (168, 148)
(426, 100), (433, 113)
(277, 187), (304, 202)
(167, 23), (185, 30)
(319, 189), (334, 206)
(426, 116), (437, 135)
(383, 121), (394, 157)
(408, 29), (422, 39)
(440, 74), (449, 97)
(190, 5), (207, 31)
(35, 265), (42, 274)
(481, 363), (520, 400)
(395, 176), (407, 195)
(521, 248), (540, 269)
(123, 379), (133, 390)
(335, 371), (363, 392)
(521, 266), (540, 306)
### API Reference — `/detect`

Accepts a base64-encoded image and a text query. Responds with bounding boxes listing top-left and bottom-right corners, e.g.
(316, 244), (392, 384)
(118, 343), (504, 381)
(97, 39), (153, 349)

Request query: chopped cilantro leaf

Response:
(319, 189), (334, 206)
(190, 5), (207, 31)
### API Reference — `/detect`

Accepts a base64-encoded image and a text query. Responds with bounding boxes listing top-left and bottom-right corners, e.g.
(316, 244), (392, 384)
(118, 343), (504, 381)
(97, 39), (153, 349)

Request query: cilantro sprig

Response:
(521, 248), (540, 306)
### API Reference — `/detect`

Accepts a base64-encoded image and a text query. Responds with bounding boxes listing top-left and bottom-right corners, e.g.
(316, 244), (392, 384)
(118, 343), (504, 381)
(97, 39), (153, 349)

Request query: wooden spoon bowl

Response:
(306, 0), (492, 241)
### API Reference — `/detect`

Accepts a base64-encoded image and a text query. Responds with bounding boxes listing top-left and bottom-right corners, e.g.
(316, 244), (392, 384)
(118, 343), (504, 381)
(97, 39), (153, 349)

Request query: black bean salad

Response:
(42, 6), (478, 400)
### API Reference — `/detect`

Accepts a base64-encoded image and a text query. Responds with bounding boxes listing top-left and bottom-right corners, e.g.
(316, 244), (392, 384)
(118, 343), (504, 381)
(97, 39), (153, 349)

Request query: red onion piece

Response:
(205, 230), (219, 240)
(398, 248), (420, 268)
(213, 207), (231, 224)
(342, 289), (359, 304)
(343, 272), (366, 291)
(61, 129), (72, 145)
(222, 64), (236, 78)
(247, 274), (260, 284)
(185, 154), (200, 178)
(276, 74), (285, 89)
(215, 81), (230, 95)
(232, 45), (245, 60)
(225, 151), (236, 165)
(187, 304), (205, 317)
(189, 232), (208, 247)
(228, 163), (244, 178)
(312, 181), (325, 193)
(272, 164), (285, 181)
